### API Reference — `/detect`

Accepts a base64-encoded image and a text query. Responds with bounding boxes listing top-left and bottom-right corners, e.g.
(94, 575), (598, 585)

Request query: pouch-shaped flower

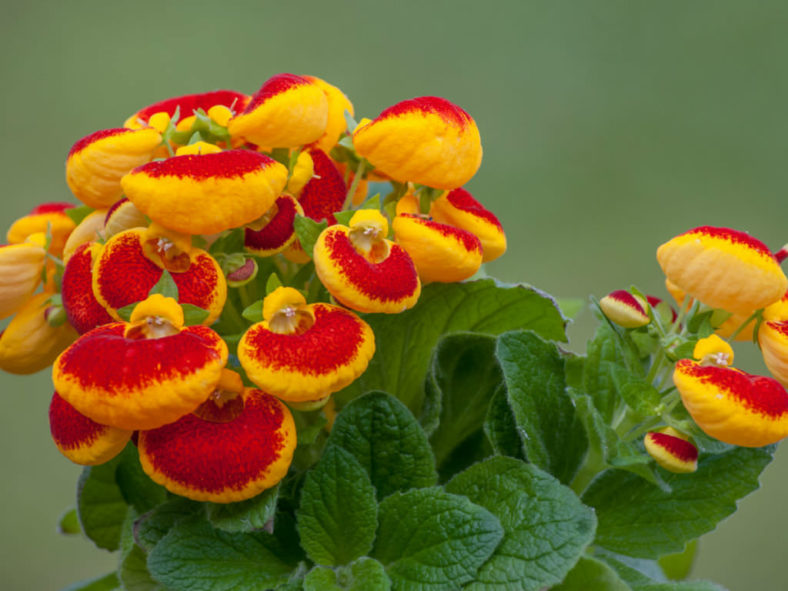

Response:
(429, 188), (506, 262)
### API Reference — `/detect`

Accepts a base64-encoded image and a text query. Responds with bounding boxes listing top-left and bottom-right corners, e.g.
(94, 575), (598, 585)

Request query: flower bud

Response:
(599, 290), (650, 328)
(644, 428), (698, 473)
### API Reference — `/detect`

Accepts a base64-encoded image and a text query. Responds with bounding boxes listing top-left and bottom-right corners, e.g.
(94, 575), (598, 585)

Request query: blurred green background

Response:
(2, 1), (787, 589)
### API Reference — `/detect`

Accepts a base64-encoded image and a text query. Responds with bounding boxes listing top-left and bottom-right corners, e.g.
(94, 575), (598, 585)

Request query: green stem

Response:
(343, 159), (366, 210)
(570, 445), (606, 496)
(728, 309), (761, 341)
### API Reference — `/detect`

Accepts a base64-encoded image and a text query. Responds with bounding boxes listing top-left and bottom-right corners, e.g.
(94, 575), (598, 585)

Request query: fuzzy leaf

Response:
(296, 446), (378, 566)
(327, 391), (436, 499)
(180, 304), (210, 326)
(551, 556), (630, 591)
(148, 270), (179, 300)
(148, 520), (299, 591)
(336, 279), (567, 415)
(134, 498), (202, 553)
(446, 457), (596, 590)
(293, 215), (327, 258)
(119, 544), (167, 591)
(60, 572), (120, 591)
(76, 452), (129, 551)
(483, 386), (525, 460)
(583, 445), (775, 558)
(205, 485), (279, 533)
(497, 331), (587, 484)
(303, 558), (391, 591)
(371, 488), (504, 591)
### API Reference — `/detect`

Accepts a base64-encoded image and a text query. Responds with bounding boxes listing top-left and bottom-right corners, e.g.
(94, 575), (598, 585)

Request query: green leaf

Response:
(337, 279), (567, 415)
(180, 304), (210, 326)
(266, 272), (283, 294)
(332, 210), (354, 226)
(120, 544), (167, 591)
(426, 333), (502, 469)
(115, 446), (168, 513)
(497, 330), (587, 484)
(58, 506), (81, 535)
(343, 110), (359, 134)
(327, 391), (437, 499)
(583, 445), (775, 558)
(241, 299), (264, 323)
(293, 214), (327, 258)
(600, 550), (726, 591)
(60, 572), (120, 591)
(76, 451), (130, 551)
(135, 498), (202, 552)
(359, 193), (381, 211)
(117, 303), (138, 321)
(658, 539), (698, 581)
(205, 485), (279, 533)
(371, 487), (504, 591)
(209, 228), (244, 255)
(304, 558), (391, 591)
(551, 556), (630, 591)
(296, 446), (378, 566)
(484, 385), (525, 460)
(65, 205), (94, 226)
(148, 270), (179, 299)
(148, 520), (300, 591)
(557, 298), (585, 320)
(445, 457), (597, 591)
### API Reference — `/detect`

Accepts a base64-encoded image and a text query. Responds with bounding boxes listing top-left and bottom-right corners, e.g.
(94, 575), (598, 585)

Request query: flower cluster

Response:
(0, 74), (506, 503)
(600, 226), (788, 471)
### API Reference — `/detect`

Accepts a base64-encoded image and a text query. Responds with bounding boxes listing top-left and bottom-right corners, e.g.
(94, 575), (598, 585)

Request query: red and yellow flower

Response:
(644, 427), (698, 473)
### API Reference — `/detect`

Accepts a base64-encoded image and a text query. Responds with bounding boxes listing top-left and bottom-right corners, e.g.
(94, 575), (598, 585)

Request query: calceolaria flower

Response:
(599, 289), (650, 328)
(644, 427), (698, 474)
(673, 335), (788, 447)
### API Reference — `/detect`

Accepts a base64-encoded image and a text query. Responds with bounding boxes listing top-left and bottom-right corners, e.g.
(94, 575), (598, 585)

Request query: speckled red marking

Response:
(57, 323), (223, 394)
(245, 196), (297, 251)
(677, 360), (788, 418)
(380, 96), (472, 129)
(62, 244), (114, 334)
(299, 149), (346, 223)
(681, 226), (774, 258)
(132, 90), (249, 123)
(68, 129), (130, 158)
(401, 214), (482, 253)
(244, 73), (308, 113)
(30, 202), (74, 215)
(244, 304), (365, 375)
(105, 197), (130, 224)
(325, 229), (419, 302)
(96, 232), (220, 312)
(607, 290), (646, 314)
(767, 321), (788, 338)
(141, 389), (286, 493)
(648, 432), (698, 462)
(446, 188), (502, 229)
(49, 391), (105, 449)
(131, 150), (275, 181)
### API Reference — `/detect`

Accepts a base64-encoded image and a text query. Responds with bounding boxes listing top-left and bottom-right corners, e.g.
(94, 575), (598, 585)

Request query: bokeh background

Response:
(2, 1), (787, 589)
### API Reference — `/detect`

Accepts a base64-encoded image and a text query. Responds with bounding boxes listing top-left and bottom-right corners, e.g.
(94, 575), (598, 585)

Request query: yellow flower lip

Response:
(644, 427), (698, 474)
(599, 290), (650, 329)
(138, 387), (296, 503)
(53, 317), (229, 431)
(227, 73), (329, 148)
(353, 96), (482, 189)
(673, 358), (788, 447)
(49, 391), (132, 466)
(92, 228), (226, 325)
(693, 334), (734, 366)
(313, 213), (421, 314)
(0, 238), (47, 320)
(0, 292), (78, 375)
(392, 213), (482, 283)
(126, 294), (185, 338)
(121, 150), (288, 235)
(238, 292), (375, 403)
(429, 188), (506, 262)
(7, 202), (76, 258)
(66, 127), (162, 208)
(657, 226), (788, 315)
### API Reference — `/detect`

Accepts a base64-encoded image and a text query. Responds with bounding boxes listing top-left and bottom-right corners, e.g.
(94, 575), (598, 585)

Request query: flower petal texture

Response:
(599, 290), (650, 328)
(0, 293), (78, 374)
(644, 427), (698, 473)
(7, 202), (76, 257)
(673, 359), (788, 447)
(392, 214), (482, 283)
(103, 198), (148, 239)
(429, 188), (506, 262)
(66, 128), (162, 208)
(657, 226), (787, 314)
(124, 90), (249, 129)
(238, 290), (375, 402)
(121, 150), (288, 235)
(0, 237), (46, 319)
(244, 195), (302, 257)
(313, 221), (421, 314)
(303, 75), (354, 153)
(62, 209), (108, 263)
(227, 73), (328, 148)
(298, 148), (346, 223)
(92, 229), (226, 324)
(53, 321), (228, 430)
(61, 242), (115, 334)
(138, 388), (296, 502)
(759, 320), (788, 388)
(353, 96), (482, 189)
(49, 391), (132, 466)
